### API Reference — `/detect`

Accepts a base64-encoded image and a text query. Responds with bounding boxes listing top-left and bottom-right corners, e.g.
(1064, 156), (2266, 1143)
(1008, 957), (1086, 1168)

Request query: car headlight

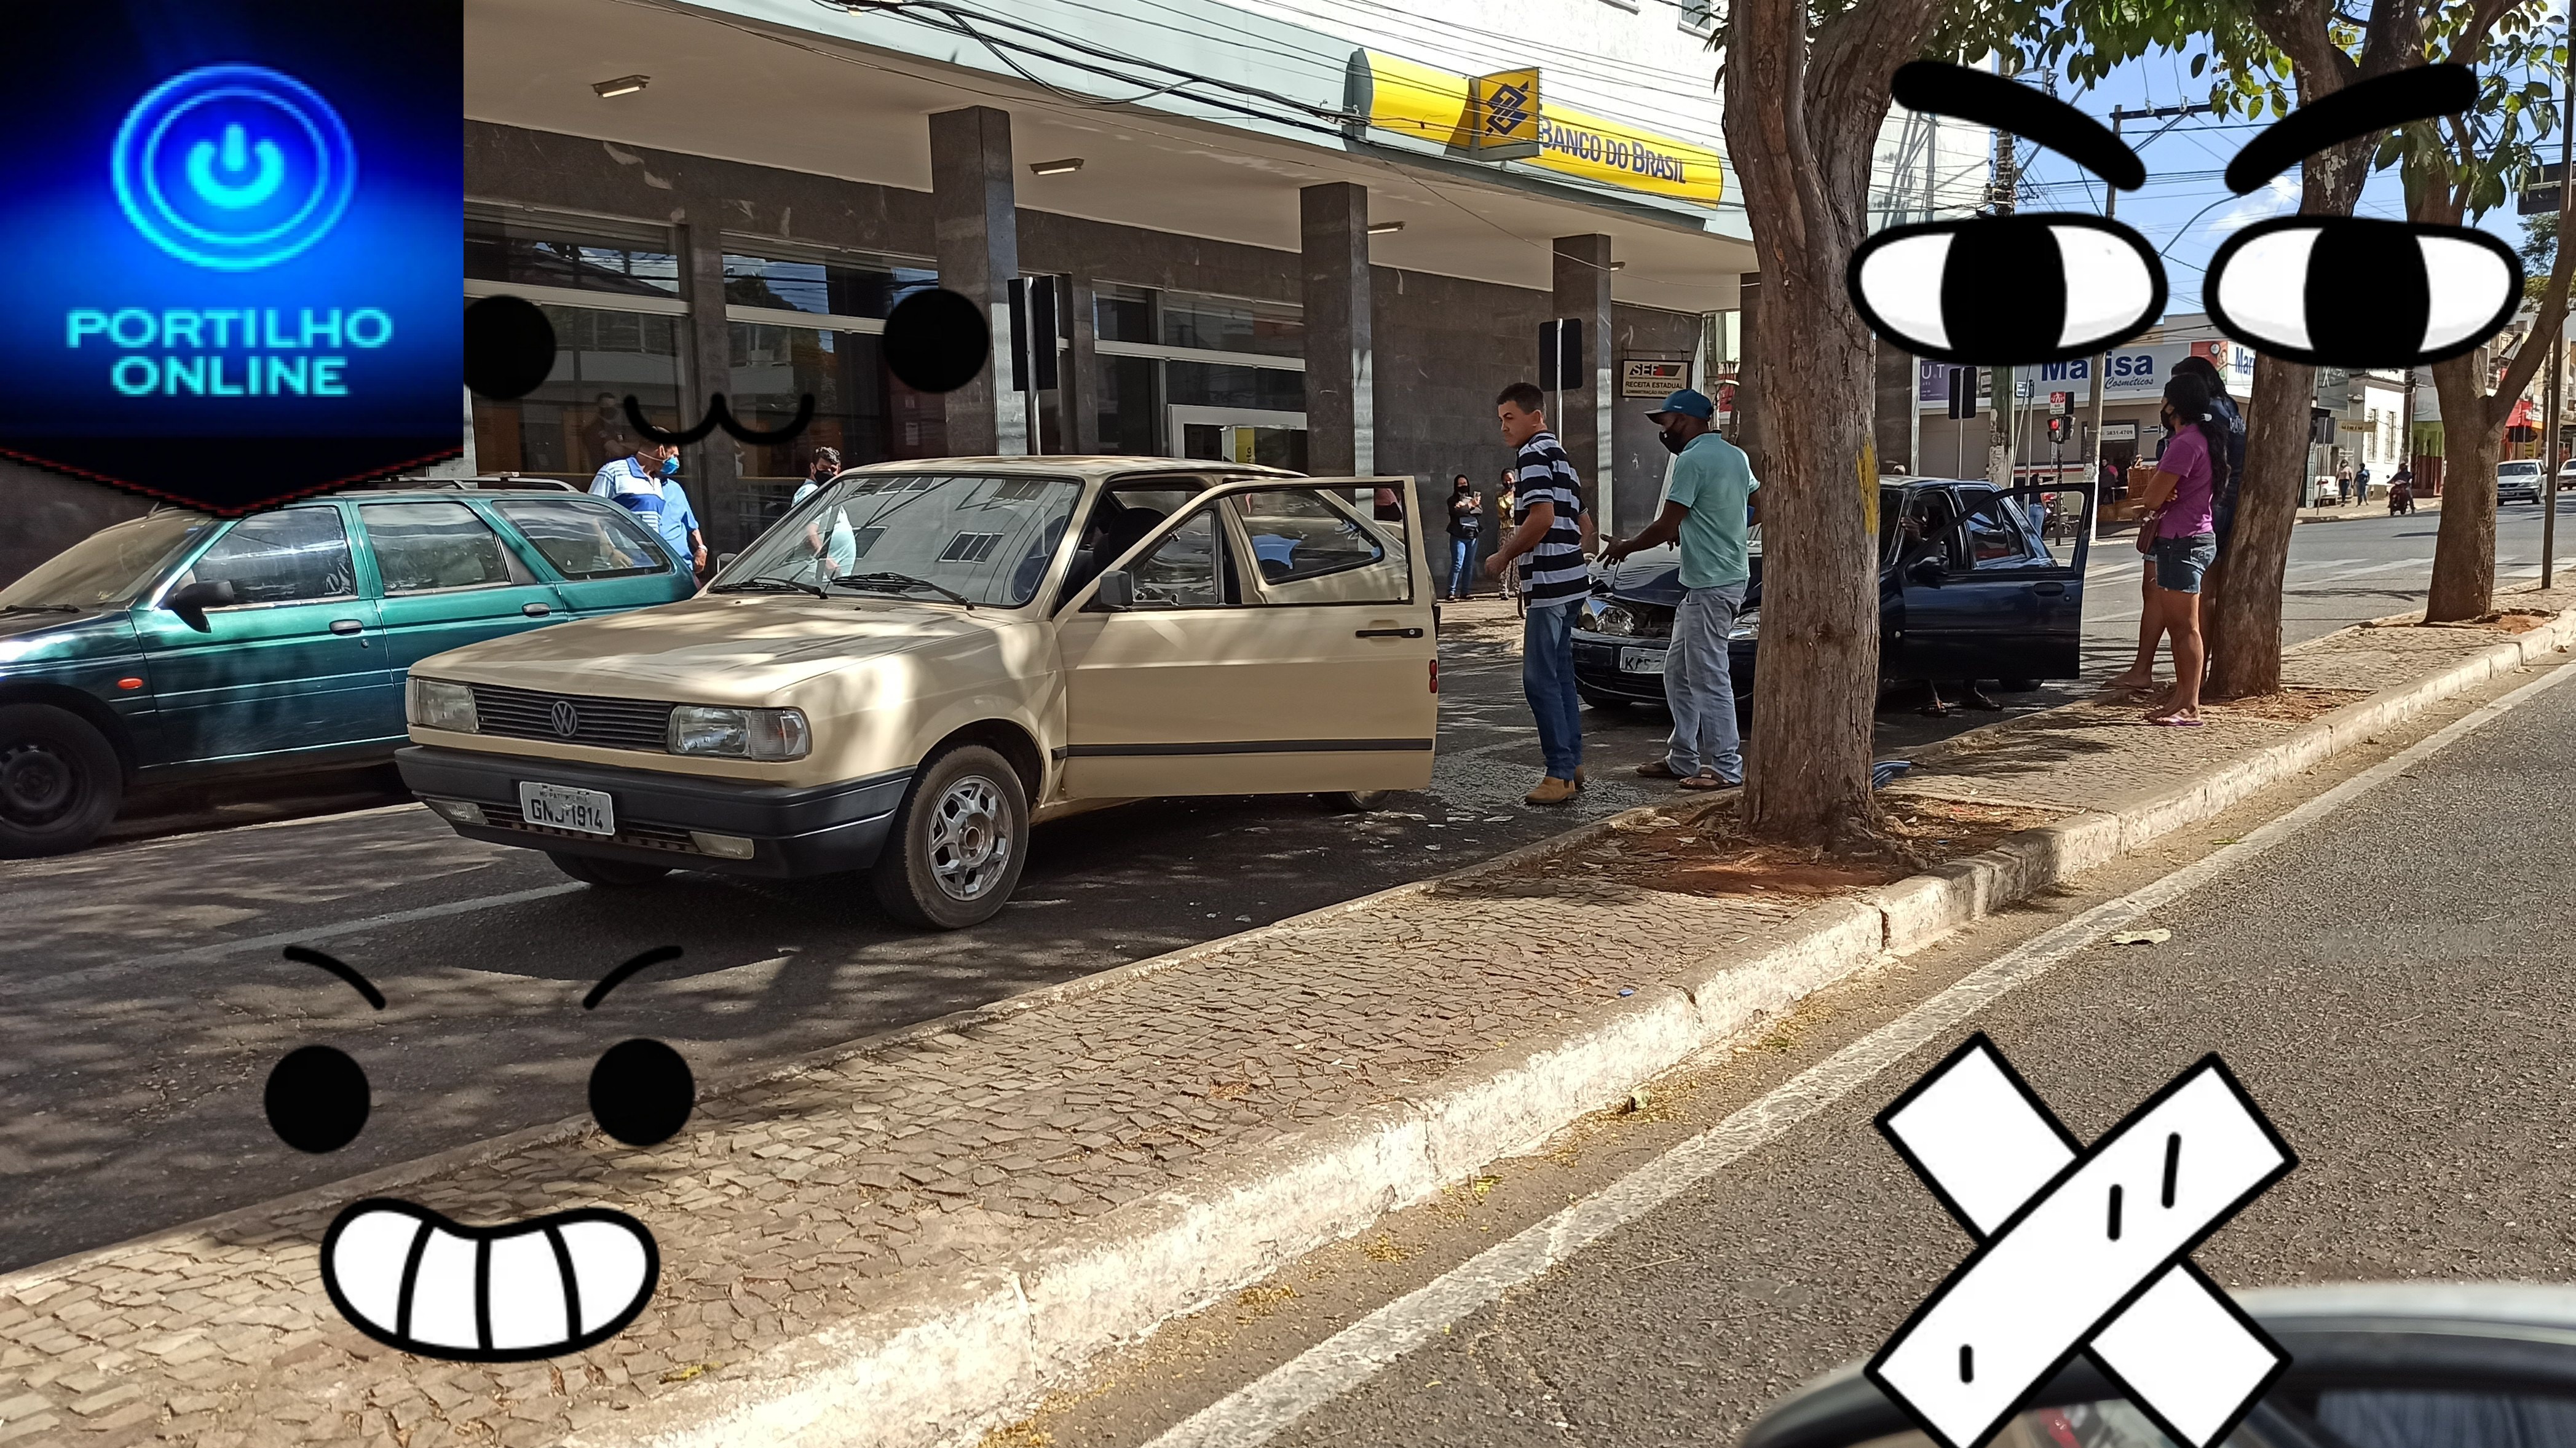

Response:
(408, 678), (478, 733)
(667, 705), (811, 761)
(1728, 607), (1760, 641)
(1581, 601), (1638, 637)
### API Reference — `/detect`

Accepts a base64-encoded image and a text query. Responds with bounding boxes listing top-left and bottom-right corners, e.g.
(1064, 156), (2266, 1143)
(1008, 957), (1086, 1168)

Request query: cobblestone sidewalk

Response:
(1, 590), (2567, 1448)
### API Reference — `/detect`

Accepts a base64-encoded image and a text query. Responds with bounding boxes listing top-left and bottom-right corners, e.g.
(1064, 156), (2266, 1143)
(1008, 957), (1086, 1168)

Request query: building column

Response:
(1066, 277), (1102, 453)
(929, 106), (1025, 456)
(676, 212), (744, 551)
(1300, 183), (1373, 475)
(1553, 235), (1615, 520)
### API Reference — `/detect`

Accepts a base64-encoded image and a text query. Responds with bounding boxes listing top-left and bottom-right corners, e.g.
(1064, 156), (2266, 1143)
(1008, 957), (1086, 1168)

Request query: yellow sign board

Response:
(1469, 68), (1541, 159)
(1356, 51), (1725, 208)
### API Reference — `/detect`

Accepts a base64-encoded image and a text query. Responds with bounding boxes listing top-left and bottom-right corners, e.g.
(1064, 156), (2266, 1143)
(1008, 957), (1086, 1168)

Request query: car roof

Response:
(835, 456), (1306, 481)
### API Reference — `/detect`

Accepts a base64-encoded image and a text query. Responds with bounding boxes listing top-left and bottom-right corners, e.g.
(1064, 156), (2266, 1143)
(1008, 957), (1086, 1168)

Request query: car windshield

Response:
(0, 510), (219, 611)
(2499, 462), (2542, 477)
(713, 472), (1083, 607)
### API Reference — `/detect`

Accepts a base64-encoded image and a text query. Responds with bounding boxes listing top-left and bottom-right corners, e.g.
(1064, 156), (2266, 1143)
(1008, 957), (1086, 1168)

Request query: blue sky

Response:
(2009, 42), (2537, 314)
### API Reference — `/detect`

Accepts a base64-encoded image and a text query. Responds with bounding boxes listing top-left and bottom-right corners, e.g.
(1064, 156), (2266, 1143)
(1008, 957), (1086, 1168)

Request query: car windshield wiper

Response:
(708, 576), (826, 598)
(0, 604), (79, 615)
(829, 571), (976, 609)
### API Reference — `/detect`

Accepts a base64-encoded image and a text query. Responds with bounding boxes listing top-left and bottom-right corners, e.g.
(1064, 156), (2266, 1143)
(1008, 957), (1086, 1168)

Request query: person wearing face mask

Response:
(590, 440), (709, 579)
(1601, 389), (1762, 790)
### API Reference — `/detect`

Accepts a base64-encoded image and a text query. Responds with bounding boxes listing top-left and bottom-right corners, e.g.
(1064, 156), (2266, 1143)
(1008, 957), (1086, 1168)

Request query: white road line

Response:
(7, 884), (587, 994)
(1137, 655), (2576, 1448)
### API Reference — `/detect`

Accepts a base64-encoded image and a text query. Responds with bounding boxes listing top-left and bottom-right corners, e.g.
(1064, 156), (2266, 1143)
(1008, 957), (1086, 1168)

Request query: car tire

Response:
(548, 852), (671, 888)
(0, 703), (123, 858)
(1324, 789), (1390, 812)
(1996, 679), (2041, 693)
(871, 743), (1029, 930)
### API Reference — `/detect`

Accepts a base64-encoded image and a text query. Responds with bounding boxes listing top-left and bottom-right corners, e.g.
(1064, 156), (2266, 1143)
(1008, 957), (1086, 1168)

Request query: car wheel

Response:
(872, 743), (1029, 930)
(548, 852), (672, 887)
(1323, 789), (1390, 812)
(0, 704), (123, 858)
(1996, 678), (2041, 693)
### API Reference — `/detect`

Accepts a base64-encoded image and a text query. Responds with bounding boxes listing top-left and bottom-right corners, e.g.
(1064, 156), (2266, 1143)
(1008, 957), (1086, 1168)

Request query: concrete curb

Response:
(586, 609), (2576, 1448)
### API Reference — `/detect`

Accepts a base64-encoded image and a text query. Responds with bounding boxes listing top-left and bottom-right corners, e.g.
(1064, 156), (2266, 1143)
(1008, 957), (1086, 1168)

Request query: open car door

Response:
(1053, 476), (1437, 800)
(1893, 481), (2091, 684)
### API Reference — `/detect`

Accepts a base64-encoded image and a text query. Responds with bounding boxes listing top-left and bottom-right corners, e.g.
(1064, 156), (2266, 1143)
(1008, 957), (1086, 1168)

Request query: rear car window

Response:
(360, 502), (520, 593)
(494, 499), (672, 579)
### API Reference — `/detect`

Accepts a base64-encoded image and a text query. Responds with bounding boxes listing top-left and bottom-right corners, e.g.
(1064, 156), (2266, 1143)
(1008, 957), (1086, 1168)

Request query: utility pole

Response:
(1985, 95), (2018, 494)
(2546, 40), (2569, 590)
(2080, 100), (2216, 542)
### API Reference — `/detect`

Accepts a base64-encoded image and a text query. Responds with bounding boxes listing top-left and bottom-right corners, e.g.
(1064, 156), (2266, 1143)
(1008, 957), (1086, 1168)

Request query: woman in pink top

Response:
(2132, 373), (2227, 724)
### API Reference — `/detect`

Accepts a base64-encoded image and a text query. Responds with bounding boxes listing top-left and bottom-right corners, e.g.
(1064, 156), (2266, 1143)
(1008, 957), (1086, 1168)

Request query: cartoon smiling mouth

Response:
(268, 946), (698, 1363)
(320, 1198), (660, 1362)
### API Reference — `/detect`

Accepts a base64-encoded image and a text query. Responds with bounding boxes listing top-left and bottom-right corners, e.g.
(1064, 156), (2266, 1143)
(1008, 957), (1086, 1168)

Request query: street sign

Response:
(1947, 368), (1976, 421)
(1621, 358), (1689, 397)
(2049, 390), (2071, 416)
(1538, 318), (1584, 391)
(2522, 159), (2572, 215)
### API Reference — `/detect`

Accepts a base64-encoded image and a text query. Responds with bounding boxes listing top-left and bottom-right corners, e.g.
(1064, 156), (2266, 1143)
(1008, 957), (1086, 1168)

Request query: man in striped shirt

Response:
(1485, 381), (1597, 805)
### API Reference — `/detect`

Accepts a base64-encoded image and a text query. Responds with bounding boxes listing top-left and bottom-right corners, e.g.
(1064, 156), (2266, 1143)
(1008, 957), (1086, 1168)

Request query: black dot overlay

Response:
(463, 295), (558, 401)
(882, 288), (992, 394)
(588, 1039), (695, 1147)
(265, 1045), (370, 1154)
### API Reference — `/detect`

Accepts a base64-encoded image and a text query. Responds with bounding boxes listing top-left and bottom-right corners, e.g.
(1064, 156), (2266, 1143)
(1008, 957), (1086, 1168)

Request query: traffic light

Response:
(2047, 416), (2070, 445)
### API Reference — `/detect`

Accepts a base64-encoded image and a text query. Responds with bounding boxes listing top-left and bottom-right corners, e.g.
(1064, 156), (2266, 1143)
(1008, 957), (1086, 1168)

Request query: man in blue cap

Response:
(1602, 389), (1761, 789)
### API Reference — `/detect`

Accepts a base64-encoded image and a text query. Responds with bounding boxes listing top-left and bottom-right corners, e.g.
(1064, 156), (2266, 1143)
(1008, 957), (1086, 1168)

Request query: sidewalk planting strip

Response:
(2, 598), (2569, 1448)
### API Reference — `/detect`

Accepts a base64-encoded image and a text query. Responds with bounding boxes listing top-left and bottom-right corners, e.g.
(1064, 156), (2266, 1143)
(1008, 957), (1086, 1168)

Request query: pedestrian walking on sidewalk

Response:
(2132, 373), (2229, 725)
(1487, 381), (1590, 805)
(1445, 474), (1483, 600)
(2354, 461), (2371, 505)
(1496, 469), (1523, 618)
(1603, 389), (1759, 791)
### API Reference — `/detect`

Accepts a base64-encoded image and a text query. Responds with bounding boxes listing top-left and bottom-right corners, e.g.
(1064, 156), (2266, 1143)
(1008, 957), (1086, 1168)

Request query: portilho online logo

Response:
(112, 65), (357, 272)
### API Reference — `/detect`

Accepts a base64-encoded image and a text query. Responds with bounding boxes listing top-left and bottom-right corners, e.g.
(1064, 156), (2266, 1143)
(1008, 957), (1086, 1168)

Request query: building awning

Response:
(2508, 396), (2538, 431)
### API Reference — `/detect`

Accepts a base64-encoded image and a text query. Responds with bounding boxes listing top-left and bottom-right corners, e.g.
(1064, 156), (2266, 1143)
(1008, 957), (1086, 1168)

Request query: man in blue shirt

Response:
(1602, 389), (1761, 789)
(590, 440), (708, 579)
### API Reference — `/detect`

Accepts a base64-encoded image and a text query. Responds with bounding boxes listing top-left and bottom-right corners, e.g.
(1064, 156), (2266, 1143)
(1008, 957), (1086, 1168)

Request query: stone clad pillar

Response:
(1300, 183), (1374, 476)
(1552, 234), (1615, 521)
(928, 106), (1025, 456)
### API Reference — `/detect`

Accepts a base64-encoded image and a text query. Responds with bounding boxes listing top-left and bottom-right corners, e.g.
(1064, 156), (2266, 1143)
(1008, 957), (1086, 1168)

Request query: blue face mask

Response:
(658, 455), (680, 479)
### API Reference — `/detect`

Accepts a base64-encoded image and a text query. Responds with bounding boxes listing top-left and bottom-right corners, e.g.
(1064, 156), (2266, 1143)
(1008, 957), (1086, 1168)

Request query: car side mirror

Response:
(1908, 556), (1945, 588)
(162, 579), (237, 633)
(1093, 569), (1136, 612)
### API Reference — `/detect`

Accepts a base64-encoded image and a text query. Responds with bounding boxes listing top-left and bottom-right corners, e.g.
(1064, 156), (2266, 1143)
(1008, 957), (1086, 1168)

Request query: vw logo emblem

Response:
(550, 700), (580, 738)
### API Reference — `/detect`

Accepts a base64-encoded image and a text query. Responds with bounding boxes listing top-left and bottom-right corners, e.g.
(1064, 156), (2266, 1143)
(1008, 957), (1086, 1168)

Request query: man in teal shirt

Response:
(1602, 389), (1761, 788)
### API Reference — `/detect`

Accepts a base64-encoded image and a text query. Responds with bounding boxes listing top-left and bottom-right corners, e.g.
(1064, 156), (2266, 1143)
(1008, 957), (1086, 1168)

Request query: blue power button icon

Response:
(112, 65), (356, 271)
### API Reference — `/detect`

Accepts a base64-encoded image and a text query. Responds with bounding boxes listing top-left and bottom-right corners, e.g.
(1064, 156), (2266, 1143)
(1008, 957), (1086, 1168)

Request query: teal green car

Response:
(0, 486), (695, 857)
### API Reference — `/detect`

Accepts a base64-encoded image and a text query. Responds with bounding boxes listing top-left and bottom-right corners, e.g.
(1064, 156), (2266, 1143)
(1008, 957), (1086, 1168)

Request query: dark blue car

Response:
(1571, 478), (2090, 708)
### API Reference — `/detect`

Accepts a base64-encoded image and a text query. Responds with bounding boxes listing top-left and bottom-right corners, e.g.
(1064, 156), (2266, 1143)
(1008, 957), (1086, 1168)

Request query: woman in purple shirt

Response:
(2133, 373), (2226, 724)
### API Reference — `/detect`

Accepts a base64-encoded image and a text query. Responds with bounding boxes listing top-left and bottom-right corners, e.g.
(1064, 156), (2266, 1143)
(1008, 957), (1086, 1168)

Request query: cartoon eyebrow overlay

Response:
(1849, 63), (2166, 366)
(261, 946), (695, 1362)
(2204, 65), (2520, 367)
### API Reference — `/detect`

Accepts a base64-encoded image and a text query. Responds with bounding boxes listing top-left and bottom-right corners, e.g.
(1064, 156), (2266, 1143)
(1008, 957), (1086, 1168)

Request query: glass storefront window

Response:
(1166, 360), (1303, 413)
(1161, 291), (1303, 358)
(722, 250), (936, 320)
(465, 210), (680, 298)
(724, 322), (951, 540)
(1099, 354), (1159, 454)
(1094, 285), (1155, 345)
(468, 303), (689, 482)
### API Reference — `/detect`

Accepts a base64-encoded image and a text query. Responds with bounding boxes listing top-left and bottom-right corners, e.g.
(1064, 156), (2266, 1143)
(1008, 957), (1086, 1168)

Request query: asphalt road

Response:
(1, 504), (2558, 1273)
(1018, 639), (2576, 1448)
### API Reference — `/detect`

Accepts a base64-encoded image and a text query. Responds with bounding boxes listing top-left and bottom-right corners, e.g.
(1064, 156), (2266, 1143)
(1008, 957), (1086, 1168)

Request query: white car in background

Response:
(2498, 459), (2545, 505)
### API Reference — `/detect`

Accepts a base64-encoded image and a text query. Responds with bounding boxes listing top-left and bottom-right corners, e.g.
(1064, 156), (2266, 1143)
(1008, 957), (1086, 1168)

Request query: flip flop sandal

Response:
(1677, 772), (1731, 789)
(2147, 715), (2205, 727)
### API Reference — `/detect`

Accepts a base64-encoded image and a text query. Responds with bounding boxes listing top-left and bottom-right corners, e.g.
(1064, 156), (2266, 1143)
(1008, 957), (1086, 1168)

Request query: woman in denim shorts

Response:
(2132, 374), (2229, 724)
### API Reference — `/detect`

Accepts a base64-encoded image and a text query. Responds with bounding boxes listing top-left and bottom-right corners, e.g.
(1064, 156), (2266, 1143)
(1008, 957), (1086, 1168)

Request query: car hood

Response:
(411, 593), (1019, 704)
(0, 608), (130, 664)
(1598, 547), (1795, 609)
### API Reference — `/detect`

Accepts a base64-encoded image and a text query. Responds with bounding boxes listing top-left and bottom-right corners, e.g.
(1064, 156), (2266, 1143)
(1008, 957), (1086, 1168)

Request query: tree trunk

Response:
(2424, 351), (2501, 619)
(2203, 353), (2317, 696)
(1720, 0), (1933, 848)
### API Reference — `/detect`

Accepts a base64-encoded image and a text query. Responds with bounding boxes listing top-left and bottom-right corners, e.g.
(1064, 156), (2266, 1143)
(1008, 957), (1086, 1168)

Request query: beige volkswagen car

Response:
(395, 459), (1437, 928)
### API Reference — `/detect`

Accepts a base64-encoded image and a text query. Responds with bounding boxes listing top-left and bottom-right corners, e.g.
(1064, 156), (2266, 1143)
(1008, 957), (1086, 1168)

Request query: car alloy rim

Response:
(0, 742), (78, 826)
(925, 774), (1010, 902)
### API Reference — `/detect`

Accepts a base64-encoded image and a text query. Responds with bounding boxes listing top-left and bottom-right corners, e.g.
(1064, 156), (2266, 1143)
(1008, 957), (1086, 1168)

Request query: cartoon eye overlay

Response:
(266, 944), (693, 1363)
(461, 283), (999, 456)
(1851, 63), (2519, 370)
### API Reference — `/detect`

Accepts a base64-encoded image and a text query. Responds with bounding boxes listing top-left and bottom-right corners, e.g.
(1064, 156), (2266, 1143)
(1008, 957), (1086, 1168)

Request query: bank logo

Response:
(1485, 81), (1531, 138)
(111, 65), (357, 271)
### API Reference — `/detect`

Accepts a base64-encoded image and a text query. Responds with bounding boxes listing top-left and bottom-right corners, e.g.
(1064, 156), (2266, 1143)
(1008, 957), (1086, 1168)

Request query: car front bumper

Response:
(395, 745), (912, 879)
(1571, 631), (1758, 703)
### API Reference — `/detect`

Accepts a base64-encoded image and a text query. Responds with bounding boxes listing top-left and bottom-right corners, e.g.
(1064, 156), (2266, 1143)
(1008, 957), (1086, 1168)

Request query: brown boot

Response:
(1524, 776), (1579, 806)
(1573, 766), (1588, 790)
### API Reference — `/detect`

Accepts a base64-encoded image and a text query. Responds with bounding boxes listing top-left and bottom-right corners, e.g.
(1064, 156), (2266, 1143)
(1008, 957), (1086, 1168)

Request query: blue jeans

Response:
(1665, 584), (1746, 781)
(1522, 601), (1584, 780)
(1448, 536), (1477, 596)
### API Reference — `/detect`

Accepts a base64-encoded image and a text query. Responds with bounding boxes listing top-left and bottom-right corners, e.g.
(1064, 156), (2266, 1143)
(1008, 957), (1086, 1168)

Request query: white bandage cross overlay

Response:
(1867, 1035), (2297, 1448)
